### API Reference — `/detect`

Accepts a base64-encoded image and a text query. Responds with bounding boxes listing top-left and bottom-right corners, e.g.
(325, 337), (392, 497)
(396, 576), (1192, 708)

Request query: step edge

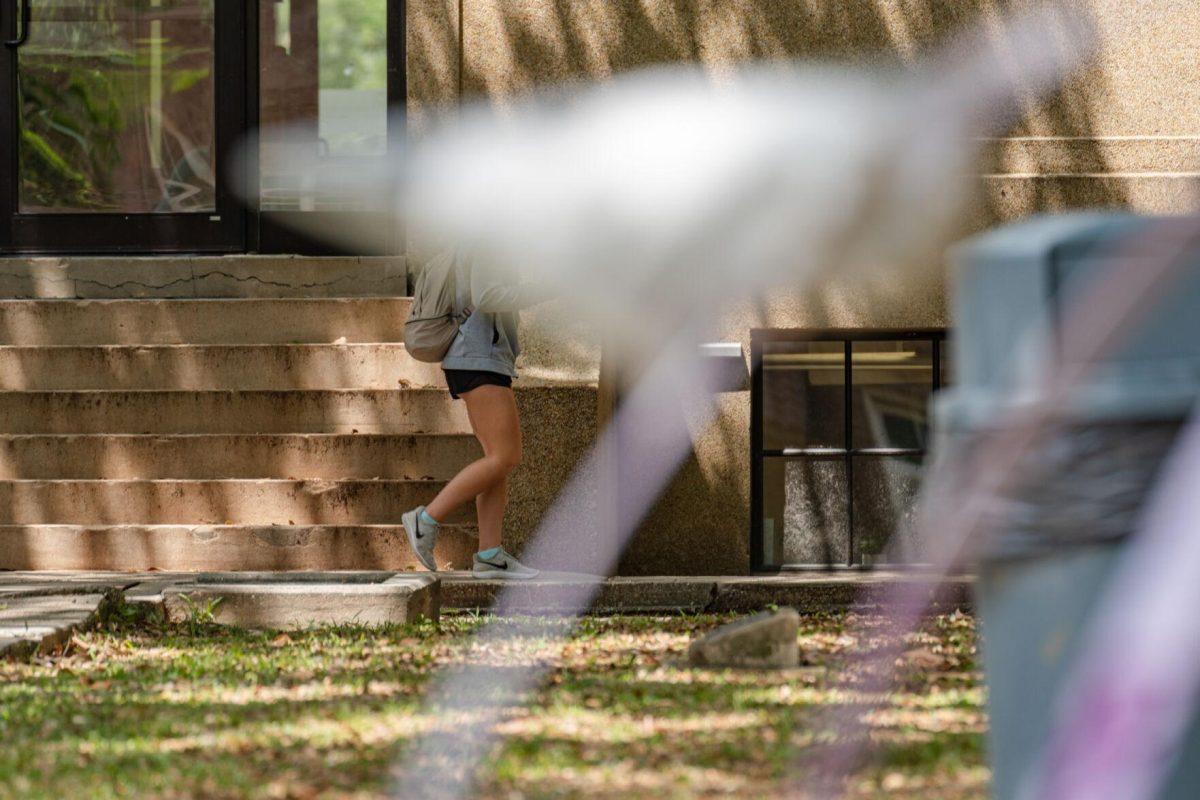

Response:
(0, 296), (413, 305)
(0, 383), (596, 396)
(0, 432), (477, 440)
(0, 343), (410, 351)
(0, 523), (474, 530)
(0, 478), (449, 486)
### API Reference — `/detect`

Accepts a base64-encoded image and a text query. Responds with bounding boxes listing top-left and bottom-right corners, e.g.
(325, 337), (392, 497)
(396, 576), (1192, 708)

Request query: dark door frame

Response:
(0, 0), (406, 256)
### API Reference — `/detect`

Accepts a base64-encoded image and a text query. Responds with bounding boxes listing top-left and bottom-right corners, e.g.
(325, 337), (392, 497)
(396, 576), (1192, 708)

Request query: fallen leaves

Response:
(0, 612), (987, 799)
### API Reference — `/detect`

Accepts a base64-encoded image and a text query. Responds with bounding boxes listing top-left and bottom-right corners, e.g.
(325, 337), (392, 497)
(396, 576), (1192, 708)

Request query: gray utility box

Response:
(941, 212), (1200, 431)
(936, 212), (1200, 800)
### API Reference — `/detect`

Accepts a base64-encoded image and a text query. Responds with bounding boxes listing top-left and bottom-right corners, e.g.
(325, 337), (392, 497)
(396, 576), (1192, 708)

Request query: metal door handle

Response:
(5, 0), (30, 48)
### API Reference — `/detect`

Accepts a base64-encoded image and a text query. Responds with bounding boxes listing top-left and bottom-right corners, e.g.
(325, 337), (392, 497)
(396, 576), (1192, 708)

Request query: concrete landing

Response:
(0, 592), (116, 659)
(0, 571), (974, 659)
(0, 298), (412, 345)
(444, 572), (973, 614)
(0, 256), (406, 299)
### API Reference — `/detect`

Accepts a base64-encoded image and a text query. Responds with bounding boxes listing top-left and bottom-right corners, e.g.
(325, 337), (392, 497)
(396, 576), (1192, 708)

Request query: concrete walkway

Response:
(0, 570), (973, 660)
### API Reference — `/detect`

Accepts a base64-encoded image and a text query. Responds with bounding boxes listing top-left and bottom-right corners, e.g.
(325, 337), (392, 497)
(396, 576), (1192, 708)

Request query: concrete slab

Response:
(0, 525), (479, 572)
(0, 344), (446, 391)
(0, 389), (472, 435)
(441, 574), (716, 614)
(708, 574), (974, 613)
(162, 577), (439, 629)
(443, 573), (972, 614)
(188, 256), (407, 299)
(124, 580), (177, 607)
(0, 256), (407, 300)
(0, 581), (133, 598)
(0, 570), (184, 584)
(0, 298), (411, 346)
(0, 383), (583, 436)
(598, 577), (718, 613)
(0, 433), (479, 480)
(0, 592), (110, 659)
(0, 570), (137, 597)
(0, 260), (73, 299)
(0, 572), (976, 626)
(193, 570), (396, 584)
(441, 571), (607, 614)
(0, 479), (470, 525)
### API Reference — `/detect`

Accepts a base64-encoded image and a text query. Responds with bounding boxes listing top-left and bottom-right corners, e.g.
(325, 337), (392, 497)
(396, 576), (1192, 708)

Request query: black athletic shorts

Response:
(443, 369), (513, 400)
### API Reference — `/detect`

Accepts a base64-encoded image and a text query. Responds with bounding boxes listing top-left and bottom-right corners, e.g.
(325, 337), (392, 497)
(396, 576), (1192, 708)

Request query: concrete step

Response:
(0, 255), (406, 299)
(0, 525), (478, 572)
(0, 434), (481, 479)
(0, 593), (113, 660)
(161, 577), (440, 628)
(0, 344), (444, 390)
(0, 480), (472, 525)
(0, 389), (470, 434)
(0, 298), (410, 345)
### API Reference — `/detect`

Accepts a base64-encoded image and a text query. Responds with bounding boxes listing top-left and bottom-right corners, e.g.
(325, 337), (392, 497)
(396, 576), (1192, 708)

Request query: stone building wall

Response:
(407, 0), (1200, 574)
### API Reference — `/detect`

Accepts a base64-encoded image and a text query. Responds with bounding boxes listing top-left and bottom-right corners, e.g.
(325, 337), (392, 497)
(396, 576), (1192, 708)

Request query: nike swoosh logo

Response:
(479, 559), (509, 570)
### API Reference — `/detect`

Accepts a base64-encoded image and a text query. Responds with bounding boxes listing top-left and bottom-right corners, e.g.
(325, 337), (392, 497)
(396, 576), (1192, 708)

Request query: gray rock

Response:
(688, 608), (801, 669)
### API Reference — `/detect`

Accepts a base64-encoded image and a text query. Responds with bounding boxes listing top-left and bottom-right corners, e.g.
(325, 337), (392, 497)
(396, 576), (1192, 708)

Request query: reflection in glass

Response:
(851, 340), (933, 450)
(851, 456), (923, 562)
(762, 341), (845, 450)
(259, 0), (388, 211)
(762, 457), (849, 565)
(18, 0), (216, 214)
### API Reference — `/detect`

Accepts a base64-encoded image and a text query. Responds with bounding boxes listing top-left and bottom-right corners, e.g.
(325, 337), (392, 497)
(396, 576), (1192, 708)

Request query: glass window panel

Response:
(259, 0), (388, 211)
(762, 457), (849, 566)
(762, 341), (845, 450)
(18, 0), (217, 213)
(851, 340), (933, 450)
(851, 456), (924, 563)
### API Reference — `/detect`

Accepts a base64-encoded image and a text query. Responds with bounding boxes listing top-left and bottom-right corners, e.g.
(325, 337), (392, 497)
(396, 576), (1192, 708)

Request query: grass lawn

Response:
(0, 607), (986, 799)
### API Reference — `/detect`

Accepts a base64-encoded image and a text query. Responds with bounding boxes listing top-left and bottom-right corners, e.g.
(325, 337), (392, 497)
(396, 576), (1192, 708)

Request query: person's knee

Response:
(491, 446), (522, 475)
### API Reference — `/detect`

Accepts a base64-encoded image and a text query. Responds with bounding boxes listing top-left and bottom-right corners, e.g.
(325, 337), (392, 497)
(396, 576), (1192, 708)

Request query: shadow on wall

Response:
(436, 0), (1131, 574)
(461, 0), (1128, 221)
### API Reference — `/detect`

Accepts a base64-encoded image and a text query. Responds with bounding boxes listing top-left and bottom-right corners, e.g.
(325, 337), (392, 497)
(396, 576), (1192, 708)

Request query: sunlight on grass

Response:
(0, 611), (987, 799)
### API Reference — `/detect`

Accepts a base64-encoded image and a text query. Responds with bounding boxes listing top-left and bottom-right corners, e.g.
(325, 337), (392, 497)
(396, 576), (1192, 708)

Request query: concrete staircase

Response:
(0, 286), (488, 572)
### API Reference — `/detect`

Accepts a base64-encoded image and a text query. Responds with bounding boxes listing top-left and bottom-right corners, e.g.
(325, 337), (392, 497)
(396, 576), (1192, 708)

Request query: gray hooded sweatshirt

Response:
(441, 249), (552, 377)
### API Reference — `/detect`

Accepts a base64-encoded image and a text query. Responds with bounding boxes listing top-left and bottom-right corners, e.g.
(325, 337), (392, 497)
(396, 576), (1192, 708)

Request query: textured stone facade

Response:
(407, 0), (1200, 574)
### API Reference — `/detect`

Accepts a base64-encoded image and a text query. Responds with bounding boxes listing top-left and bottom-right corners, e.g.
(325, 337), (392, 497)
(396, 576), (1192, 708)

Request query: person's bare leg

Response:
(425, 385), (521, 549)
(475, 476), (508, 552)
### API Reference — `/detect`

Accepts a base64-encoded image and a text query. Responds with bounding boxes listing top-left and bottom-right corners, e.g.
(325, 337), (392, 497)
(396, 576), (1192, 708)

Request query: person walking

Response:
(402, 249), (552, 579)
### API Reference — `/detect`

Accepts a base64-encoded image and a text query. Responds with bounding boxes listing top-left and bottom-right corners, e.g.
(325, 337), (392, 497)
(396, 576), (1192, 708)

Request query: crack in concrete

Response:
(191, 269), (404, 291)
(0, 267), (405, 298)
(73, 276), (195, 293)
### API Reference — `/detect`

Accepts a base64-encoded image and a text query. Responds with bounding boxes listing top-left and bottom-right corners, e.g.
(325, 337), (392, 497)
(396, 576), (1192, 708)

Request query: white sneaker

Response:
(472, 547), (539, 580)
(401, 506), (439, 572)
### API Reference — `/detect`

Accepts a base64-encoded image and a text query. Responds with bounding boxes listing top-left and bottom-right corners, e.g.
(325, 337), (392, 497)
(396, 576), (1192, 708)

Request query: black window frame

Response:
(750, 327), (948, 572)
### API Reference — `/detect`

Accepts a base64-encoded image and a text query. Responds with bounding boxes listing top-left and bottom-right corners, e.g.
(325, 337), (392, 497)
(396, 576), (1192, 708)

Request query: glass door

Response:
(254, 0), (401, 254)
(0, 0), (246, 252)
